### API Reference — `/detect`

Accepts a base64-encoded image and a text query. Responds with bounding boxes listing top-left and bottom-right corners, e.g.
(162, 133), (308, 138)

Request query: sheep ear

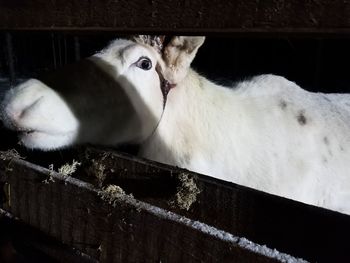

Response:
(132, 35), (166, 53)
(162, 36), (205, 84)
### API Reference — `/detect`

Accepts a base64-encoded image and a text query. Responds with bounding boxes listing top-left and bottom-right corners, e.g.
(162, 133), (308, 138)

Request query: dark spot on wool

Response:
(323, 136), (329, 145)
(297, 111), (307, 125)
(323, 96), (332, 103)
(279, 100), (288, 110)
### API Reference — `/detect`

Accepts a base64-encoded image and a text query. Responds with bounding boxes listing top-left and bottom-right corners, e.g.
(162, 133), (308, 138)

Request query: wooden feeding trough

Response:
(1, 143), (350, 262)
(1, 145), (350, 263)
(1, 1), (350, 262)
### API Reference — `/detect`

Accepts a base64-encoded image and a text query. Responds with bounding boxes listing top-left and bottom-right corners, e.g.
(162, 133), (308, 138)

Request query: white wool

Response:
(141, 72), (350, 213)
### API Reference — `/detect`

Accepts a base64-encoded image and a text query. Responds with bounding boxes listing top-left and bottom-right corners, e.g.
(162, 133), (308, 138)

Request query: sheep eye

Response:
(136, 57), (152, 70)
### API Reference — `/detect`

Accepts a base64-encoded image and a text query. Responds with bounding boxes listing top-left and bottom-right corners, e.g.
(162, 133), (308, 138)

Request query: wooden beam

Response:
(1, 146), (350, 261)
(82, 147), (350, 262)
(1, 0), (350, 35)
(0, 148), (308, 262)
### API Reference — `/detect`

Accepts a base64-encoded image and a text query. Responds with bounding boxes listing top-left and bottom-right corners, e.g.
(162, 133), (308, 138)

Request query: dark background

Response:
(1, 32), (350, 94)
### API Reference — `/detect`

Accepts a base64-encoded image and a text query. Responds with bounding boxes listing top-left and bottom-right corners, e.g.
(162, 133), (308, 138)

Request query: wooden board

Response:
(1, 146), (350, 262)
(0, 147), (307, 263)
(1, 0), (350, 35)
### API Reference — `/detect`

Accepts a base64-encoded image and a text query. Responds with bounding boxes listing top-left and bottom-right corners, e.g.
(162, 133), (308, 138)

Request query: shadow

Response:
(33, 56), (177, 162)
(0, 214), (93, 262)
(34, 56), (179, 176)
(39, 57), (142, 145)
(0, 54), (179, 180)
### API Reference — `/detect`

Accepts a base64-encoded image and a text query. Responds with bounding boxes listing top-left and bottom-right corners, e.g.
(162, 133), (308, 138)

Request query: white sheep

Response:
(2, 36), (350, 215)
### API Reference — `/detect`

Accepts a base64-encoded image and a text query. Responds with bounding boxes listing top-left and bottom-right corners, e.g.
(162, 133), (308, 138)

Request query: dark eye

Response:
(135, 57), (152, 70)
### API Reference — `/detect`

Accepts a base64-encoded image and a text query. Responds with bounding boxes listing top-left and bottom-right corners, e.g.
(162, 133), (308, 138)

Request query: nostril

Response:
(11, 110), (23, 121)
(2, 96), (44, 130)
(10, 96), (44, 121)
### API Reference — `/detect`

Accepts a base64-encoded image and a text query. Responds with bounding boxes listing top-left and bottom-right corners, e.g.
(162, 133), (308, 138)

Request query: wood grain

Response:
(1, 146), (350, 262)
(0, 0), (350, 34)
(0, 149), (306, 262)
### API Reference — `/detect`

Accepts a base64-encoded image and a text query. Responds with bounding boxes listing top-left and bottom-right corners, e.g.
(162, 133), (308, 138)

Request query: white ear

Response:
(162, 36), (205, 84)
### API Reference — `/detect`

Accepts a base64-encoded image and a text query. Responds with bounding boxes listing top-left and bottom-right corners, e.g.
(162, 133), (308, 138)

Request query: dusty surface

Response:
(1, 0), (350, 34)
(0, 149), (24, 161)
(87, 159), (106, 187)
(171, 173), (201, 211)
(0, 149), (24, 173)
(99, 184), (129, 206)
(58, 159), (81, 176)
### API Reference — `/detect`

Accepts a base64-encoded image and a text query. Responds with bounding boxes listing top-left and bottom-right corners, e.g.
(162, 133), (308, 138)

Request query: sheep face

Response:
(1, 39), (165, 150)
